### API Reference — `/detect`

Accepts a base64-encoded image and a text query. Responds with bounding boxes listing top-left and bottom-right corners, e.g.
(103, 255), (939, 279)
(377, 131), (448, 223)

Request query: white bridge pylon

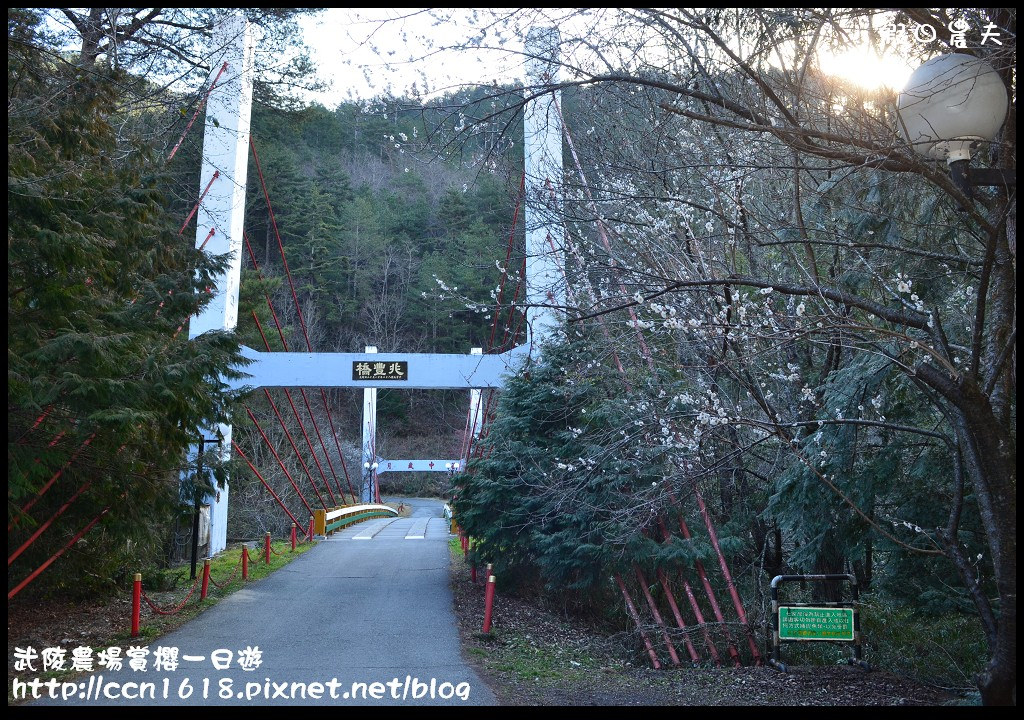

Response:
(192, 21), (565, 516)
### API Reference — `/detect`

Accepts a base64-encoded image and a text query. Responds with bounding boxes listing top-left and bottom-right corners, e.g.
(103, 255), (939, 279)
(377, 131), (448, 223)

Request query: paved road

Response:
(34, 497), (495, 706)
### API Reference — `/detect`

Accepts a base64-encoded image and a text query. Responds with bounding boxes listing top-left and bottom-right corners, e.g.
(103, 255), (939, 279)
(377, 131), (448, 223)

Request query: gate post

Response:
(361, 346), (378, 503)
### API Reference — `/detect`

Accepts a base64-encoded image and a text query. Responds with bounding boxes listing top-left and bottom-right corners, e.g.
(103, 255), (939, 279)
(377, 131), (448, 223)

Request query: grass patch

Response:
(129, 540), (315, 641)
(9, 539), (316, 704)
(447, 538), (602, 687)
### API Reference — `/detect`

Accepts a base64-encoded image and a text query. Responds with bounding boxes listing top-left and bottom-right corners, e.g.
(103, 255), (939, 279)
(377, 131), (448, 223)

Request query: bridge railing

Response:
(314, 503), (398, 536)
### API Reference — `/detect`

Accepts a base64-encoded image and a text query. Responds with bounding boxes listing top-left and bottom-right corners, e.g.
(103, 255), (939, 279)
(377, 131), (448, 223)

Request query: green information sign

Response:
(778, 606), (854, 641)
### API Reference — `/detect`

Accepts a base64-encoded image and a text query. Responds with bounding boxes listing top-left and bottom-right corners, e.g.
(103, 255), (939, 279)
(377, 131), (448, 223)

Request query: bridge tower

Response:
(185, 15), (255, 554)
(523, 26), (565, 352)
(359, 27), (566, 499)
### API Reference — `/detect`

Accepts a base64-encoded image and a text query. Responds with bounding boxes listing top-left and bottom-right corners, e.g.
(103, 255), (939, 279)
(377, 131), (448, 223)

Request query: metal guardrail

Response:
(313, 504), (398, 536)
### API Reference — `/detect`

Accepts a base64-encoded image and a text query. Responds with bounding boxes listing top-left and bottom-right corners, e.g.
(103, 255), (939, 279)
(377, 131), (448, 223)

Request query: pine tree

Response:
(8, 13), (244, 592)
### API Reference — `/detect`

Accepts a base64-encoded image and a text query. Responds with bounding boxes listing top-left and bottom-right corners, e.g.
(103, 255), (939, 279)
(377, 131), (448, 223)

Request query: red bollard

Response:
(264, 532), (271, 564)
(201, 559), (210, 600)
(241, 545), (249, 580)
(308, 517), (315, 542)
(482, 574), (496, 633)
(291, 523), (297, 551)
(131, 573), (141, 638)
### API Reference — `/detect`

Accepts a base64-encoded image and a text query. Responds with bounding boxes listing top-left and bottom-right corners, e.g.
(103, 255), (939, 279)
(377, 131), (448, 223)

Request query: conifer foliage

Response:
(8, 10), (244, 593)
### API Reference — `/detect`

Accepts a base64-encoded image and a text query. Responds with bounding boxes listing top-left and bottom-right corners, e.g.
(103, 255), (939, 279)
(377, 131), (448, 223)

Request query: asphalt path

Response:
(31, 497), (495, 707)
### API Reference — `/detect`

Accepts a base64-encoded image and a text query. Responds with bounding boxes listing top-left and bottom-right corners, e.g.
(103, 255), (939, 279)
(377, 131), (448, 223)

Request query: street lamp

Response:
(190, 432), (222, 580)
(897, 53), (1013, 197)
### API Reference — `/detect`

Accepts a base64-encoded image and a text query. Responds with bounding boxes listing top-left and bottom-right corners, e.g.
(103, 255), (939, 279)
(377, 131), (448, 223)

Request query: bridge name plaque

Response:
(352, 360), (408, 381)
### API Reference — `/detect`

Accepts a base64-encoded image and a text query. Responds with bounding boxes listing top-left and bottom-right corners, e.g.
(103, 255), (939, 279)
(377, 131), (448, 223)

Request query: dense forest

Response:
(7, 8), (1015, 705)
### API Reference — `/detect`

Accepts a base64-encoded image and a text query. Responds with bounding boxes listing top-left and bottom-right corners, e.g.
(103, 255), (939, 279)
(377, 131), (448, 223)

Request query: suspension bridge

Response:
(12, 16), (763, 701)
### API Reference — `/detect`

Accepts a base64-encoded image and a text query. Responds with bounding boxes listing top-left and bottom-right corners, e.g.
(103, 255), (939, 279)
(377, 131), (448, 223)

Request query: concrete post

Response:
(467, 347), (484, 463)
(361, 346), (378, 503)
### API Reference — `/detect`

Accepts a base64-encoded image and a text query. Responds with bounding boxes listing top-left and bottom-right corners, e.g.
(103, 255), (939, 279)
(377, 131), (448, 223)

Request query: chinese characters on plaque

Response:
(352, 361), (408, 382)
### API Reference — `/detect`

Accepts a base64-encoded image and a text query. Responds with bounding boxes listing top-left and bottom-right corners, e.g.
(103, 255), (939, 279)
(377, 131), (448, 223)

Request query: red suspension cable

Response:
(167, 62), (229, 162)
(249, 312), (333, 507)
(8, 506), (110, 600)
(232, 441), (311, 536)
(8, 482), (91, 567)
(249, 137), (313, 348)
(179, 170), (220, 236)
(243, 231), (354, 502)
(244, 405), (317, 516)
(9, 433), (96, 531)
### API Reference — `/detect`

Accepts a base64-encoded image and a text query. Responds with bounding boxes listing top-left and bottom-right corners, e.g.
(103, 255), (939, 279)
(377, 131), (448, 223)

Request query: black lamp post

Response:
(190, 433), (222, 580)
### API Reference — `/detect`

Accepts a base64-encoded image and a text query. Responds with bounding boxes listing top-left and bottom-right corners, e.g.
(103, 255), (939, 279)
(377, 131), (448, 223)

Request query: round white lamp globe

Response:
(897, 53), (1008, 163)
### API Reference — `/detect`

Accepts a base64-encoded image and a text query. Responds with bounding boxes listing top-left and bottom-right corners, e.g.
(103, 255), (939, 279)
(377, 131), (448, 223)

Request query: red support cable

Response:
(8, 482), (91, 566)
(254, 137), (369, 503)
(458, 402), (474, 468)
(557, 101), (757, 663)
(487, 174), (526, 351)
(693, 484), (762, 663)
(677, 513), (742, 667)
(17, 406), (53, 443)
(249, 312), (331, 508)
(178, 170), (220, 236)
(320, 388), (356, 502)
(500, 254), (528, 351)
(249, 137), (313, 348)
(167, 62), (229, 162)
(9, 433), (96, 531)
(554, 96), (654, 366)
(614, 573), (661, 669)
(463, 388), (496, 463)
(168, 228), (215, 340)
(280, 388), (333, 506)
(634, 565), (681, 665)
(657, 517), (721, 665)
(297, 388), (339, 504)
(232, 441), (311, 537)
(244, 405), (316, 516)
(243, 232), (354, 502)
(654, 567), (702, 663)
(8, 506), (110, 600)
(197, 227), (217, 251)
(265, 388), (328, 509)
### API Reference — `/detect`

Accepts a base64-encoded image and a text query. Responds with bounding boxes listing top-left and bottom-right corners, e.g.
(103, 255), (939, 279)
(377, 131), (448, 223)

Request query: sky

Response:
(296, 9), (530, 105)
(38, 9), (922, 106)
(296, 8), (919, 108)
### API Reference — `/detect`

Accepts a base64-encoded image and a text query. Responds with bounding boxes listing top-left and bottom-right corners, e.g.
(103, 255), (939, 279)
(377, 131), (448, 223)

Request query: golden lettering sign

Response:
(352, 361), (408, 381)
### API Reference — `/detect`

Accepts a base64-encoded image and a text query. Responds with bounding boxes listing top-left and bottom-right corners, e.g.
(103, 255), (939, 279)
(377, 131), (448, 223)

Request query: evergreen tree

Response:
(8, 12), (244, 592)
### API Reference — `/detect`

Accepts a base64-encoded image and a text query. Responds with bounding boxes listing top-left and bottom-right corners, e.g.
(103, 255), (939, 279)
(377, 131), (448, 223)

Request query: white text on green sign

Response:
(778, 606), (854, 641)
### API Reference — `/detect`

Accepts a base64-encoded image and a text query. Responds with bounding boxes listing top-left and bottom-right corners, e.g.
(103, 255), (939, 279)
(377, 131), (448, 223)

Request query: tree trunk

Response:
(76, 9), (106, 68)
(917, 360), (1016, 706)
(955, 396), (1016, 706)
